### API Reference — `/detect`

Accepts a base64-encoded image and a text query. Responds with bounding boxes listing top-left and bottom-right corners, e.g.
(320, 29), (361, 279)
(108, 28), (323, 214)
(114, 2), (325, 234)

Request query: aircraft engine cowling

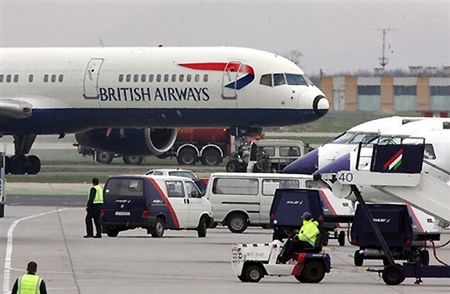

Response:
(75, 128), (177, 156)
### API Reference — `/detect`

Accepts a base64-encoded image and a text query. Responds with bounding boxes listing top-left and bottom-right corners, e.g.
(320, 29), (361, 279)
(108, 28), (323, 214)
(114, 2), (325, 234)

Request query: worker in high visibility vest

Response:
(11, 261), (47, 294)
(278, 211), (320, 263)
(84, 177), (104, 238)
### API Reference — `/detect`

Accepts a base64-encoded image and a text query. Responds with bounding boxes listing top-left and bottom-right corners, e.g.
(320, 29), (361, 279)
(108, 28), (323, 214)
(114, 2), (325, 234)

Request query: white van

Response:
(206, 172), (353, 233)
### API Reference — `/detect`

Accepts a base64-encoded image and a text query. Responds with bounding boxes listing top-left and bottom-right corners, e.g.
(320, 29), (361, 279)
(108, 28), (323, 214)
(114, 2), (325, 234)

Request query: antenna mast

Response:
(375, 28), (395, 72)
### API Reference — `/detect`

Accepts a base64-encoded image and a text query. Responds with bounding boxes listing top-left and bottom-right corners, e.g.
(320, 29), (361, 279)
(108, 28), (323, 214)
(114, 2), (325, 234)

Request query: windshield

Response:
(331, 132), (378, 144)
(169, 171), (197, 180)
(331, 132), (355, 144)
(285, 74), (308, 86)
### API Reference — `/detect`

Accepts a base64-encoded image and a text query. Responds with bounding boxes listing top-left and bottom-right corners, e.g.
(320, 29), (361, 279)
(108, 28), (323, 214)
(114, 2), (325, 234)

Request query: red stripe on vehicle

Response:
(407, 205), (424, 233)
(319, 189), (337, 215)
(148, 178), (180, 229)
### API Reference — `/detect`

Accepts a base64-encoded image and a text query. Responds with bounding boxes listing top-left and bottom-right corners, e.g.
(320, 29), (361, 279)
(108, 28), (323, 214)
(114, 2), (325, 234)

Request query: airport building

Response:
(320, 67), (450, 114)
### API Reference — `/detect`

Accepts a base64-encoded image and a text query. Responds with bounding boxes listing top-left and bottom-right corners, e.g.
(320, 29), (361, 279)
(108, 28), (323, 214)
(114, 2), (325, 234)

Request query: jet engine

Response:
(75, 128), (177, 156)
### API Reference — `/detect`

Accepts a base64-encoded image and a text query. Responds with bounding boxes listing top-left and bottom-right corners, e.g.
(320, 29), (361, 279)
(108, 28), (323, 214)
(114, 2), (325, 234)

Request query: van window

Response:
(280, 146), (300, 157)
(212, 178), (258, 195)
(262, 179), (300, 196)
(185, 181), (201, 198)
(169, 171), (197, 180)
(105, 178), (144, 197)
(424, 144), (436, 159)
(165, 181), (185, 198)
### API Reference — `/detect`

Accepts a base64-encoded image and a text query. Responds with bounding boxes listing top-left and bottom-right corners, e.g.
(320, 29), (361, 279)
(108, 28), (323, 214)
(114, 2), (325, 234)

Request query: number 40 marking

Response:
(338, 172), (354, 183)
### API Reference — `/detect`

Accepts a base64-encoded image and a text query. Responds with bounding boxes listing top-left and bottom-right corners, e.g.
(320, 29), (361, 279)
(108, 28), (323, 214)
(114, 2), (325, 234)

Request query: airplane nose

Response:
(313, 153), (350, 175)
(283, 149), (319, 174)
(313, 95), (329, 117)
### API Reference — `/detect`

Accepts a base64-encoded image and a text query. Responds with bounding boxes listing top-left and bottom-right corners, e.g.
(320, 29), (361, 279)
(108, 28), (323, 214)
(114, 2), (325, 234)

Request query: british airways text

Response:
(99, 87), (210, 102)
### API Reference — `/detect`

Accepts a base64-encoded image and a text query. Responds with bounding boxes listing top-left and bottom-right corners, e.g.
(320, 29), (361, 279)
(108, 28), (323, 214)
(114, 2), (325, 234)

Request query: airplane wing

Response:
(0, 98), (32, 119)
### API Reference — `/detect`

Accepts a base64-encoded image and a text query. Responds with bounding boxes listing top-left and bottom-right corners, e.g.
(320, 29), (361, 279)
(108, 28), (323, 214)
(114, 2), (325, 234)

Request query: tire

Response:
(26, 155), (41, 174)
(237, 275), (248, 282)
(122, 155), (144, 165)
(338, 231), (345, 247)
(150, 218), (165, 238)
(354, 251), (364, 266)
(296, 260), (326, 283)
(227, 213), (248, 233)
(197, 217), (207, 238)
(96, 151), (114, 164)
(382, 264), (405, 285)
(177, 148), (198, 165)
(9, 155), (27, 174)
(243, 264), (264, 283)
(201, 148), (222, 166)
(226, 160), (238, 172)
(321, 232), (329, 246)
(419, 250), (430, 265)
(106, 228), (120, 237)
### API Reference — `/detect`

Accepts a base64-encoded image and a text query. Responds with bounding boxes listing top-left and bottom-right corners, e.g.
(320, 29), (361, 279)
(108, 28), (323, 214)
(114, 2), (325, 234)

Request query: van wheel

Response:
(296, 260), (325, 283)
(106, 228), (119, 237)
(243, 264), (264, 283)
(227, 213), (248, 233)
(151, 218), (165, 238)
(197, 217), (207, 238)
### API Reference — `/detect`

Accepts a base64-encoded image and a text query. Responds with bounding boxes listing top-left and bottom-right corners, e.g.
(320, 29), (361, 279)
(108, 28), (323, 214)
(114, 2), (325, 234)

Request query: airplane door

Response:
(83, 58), (104, 99)
(222, 61), (242, 99)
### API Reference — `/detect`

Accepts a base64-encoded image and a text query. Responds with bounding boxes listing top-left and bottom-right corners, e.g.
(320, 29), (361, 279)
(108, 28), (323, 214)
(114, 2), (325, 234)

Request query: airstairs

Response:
(335, 139), (450, 228)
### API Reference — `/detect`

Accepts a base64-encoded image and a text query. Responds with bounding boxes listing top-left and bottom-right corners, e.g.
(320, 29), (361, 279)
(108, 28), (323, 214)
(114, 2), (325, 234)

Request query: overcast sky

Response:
(1, 0), (449, 74)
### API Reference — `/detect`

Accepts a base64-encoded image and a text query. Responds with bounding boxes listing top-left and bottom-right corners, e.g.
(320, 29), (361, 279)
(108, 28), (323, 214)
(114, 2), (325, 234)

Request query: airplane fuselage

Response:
(0, 47), (328, 134)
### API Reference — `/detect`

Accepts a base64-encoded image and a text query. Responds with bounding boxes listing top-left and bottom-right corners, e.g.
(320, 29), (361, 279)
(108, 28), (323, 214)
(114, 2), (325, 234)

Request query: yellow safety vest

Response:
(92, 185), (104, 204)
(18, 274), (41, 294)
(298, 219), (320, 246)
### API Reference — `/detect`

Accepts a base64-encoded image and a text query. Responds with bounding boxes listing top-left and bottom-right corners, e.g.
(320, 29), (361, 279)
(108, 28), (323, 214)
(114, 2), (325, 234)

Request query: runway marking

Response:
(2, 208), (72, 294)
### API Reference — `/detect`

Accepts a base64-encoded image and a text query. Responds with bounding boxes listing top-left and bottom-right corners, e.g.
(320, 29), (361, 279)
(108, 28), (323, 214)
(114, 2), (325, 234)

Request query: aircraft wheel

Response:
(26, 155), (41, 174)
(123, 155), (143, 165)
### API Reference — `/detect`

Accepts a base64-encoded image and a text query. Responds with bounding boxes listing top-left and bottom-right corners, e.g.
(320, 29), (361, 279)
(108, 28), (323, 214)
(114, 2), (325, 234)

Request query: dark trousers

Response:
(85, 204), (102, 236)
(279, 238), (313, 263)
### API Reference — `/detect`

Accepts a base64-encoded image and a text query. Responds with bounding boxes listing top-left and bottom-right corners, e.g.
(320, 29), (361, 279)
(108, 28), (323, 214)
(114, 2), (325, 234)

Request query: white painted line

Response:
(2, 208), (72, 294)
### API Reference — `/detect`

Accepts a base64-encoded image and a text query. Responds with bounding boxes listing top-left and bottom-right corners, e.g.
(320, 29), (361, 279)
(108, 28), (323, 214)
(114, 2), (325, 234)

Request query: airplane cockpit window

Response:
(349, 133), (378, 144)
(273, 73), (286, 86)
(260, 74), (272, 86)
(285, 74), (308, 86)
(424, 144), (436, 159)
(331, 132), (355, 144)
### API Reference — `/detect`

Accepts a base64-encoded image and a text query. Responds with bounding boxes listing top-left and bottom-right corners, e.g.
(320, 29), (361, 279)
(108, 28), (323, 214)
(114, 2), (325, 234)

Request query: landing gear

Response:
(5, 134), (41, 175)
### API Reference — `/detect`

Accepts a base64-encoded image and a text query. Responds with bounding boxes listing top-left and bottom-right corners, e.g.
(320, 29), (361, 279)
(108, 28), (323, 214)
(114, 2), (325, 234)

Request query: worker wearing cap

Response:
(11, 261), (47, 294)
(278, 211), (320, 263)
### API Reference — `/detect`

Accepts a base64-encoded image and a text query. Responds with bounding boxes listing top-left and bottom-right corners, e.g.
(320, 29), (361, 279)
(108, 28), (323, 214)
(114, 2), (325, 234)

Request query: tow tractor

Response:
(232, 188), (331, 283)
(331, 139), (450, 285)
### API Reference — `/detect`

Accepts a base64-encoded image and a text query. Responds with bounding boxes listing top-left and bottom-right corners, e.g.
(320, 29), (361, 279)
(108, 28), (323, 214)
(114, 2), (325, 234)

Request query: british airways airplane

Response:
(0, 47), (329, 174)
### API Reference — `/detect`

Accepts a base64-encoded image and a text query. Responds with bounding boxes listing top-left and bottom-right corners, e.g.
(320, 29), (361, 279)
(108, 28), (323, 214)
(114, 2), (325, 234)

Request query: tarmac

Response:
(1, 198), (450, 294)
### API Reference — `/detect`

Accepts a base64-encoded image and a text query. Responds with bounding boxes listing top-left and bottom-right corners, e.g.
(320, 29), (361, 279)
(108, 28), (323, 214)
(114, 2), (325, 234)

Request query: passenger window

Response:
(118, 74), (124, 82)
(262, 147), (275, 157)
(51, 75), (56, 83)
(43, 74), (48, 83)
(260, 74), (272, 86)
(13, 74), (19, 83)
(280, 147), (300, 157)
(156, 74), (161, 82)
(0, 75), (3, 82)
(262, 179), (299, 196)
(105, 179), (144, 197)
(285, 74), (308, 86)
(179, 74), (184, 82)
(203, 74), (208, 82)
(58, 74), (64, 82)
(141, 74), (146, 82)
(424, 144), (436, 160)
(153, 171), (163, 175)
(164, 74), (169, 82)
(166, 181), (185, 198)
(273, 73), (286, 86)
(212, 178), (258, 195)
(6, 75), (12, 83)
(185, 182), (201, 198)
(187, 74), (192, 82)
(149, 74), (154, 82)
(133, 74), (139, 82)
(28, 74), (33, 83)
(171, 74), (177, 82)
(194, 74), (200, 82)
(126, 74), (131, 82)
